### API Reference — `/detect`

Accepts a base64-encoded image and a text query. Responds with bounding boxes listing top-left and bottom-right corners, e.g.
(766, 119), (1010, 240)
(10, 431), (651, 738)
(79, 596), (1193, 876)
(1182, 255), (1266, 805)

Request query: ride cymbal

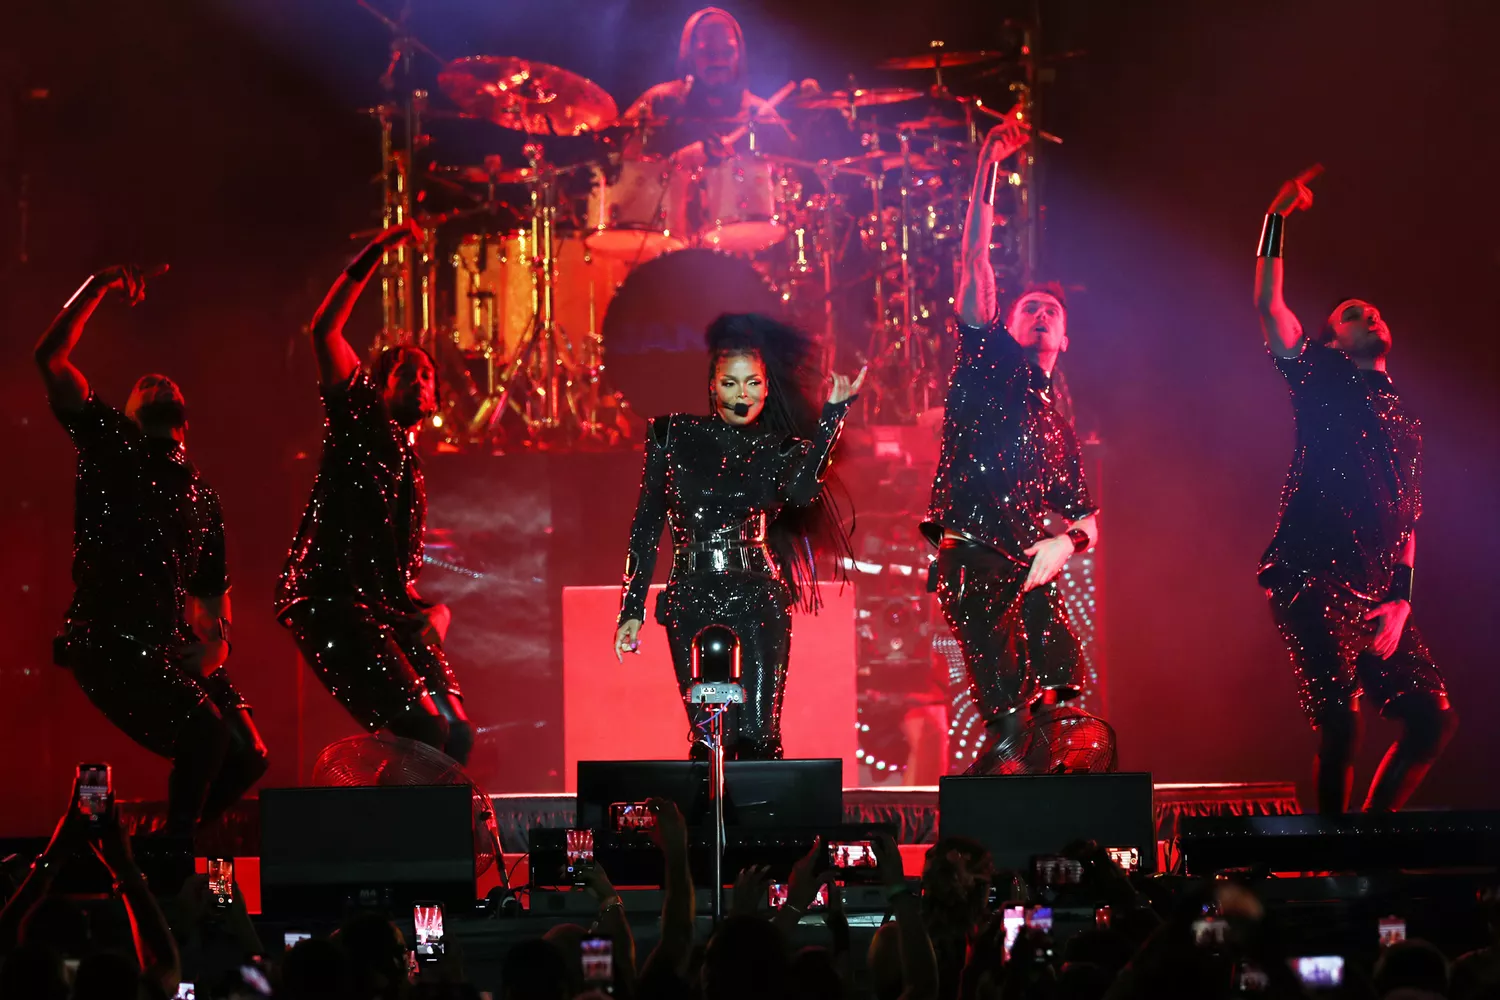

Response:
(794, 87), (923, 110)
(438, 56), (618, 136)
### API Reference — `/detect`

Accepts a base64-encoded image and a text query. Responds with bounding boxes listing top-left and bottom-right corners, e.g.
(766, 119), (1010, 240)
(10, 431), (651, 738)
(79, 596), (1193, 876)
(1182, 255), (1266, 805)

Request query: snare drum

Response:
(694, 155), (788, 253)
(453, 231), (624, 367)
(584, 158), (688, 259)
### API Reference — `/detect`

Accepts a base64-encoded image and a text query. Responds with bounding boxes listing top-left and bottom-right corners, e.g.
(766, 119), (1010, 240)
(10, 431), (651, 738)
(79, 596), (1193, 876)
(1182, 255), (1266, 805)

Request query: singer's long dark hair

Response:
(705, 313), (854, 613)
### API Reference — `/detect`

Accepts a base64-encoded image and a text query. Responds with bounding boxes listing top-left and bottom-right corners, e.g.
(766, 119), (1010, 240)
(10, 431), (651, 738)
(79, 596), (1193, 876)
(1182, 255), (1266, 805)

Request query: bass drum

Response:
(602, 249), (784, 419)
(453, 231), (625, 368)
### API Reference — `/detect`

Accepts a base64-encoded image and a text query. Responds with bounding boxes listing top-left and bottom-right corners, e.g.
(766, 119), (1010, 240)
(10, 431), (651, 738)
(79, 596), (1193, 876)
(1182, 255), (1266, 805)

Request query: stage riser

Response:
(110, 782), (1300, 868)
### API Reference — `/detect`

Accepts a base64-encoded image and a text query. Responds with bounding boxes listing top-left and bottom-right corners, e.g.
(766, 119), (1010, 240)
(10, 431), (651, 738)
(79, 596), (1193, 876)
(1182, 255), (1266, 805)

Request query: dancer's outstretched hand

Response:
(1268, 164), (1323, 216)
(1364, 599), (1411, 660)
(94, 264), (166, 307)
(1022, 534), (1075, 591)
(377, 217), (426, 249)
(827, 367), (867, 405)
(614, 619), (642, 663)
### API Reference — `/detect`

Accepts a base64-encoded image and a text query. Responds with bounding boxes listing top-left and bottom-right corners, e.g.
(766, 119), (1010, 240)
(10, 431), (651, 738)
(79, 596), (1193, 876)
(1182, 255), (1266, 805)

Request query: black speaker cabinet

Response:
(259, 786), (475, 918)
(938, 773), (1156, 873)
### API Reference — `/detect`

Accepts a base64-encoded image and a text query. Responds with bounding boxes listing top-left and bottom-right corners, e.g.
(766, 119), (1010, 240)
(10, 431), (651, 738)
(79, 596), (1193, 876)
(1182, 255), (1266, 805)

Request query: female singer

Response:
(612, 313), (863, 760)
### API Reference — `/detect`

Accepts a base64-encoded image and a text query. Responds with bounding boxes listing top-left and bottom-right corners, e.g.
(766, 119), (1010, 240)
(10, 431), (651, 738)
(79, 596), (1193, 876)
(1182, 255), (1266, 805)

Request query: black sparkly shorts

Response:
(280, 599), (460, 732)
(57, 624), (250, 760)
(1264, 573), (1446, 724)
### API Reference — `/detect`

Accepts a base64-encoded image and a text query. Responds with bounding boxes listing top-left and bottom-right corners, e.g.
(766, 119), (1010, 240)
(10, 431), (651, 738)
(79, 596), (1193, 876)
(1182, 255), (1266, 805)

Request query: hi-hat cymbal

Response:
(832, 151), (946, 174)
(428, 163), (536, 186)
(877, 50), (1001, 71)
(794, 87), (923, 110)
(357, 105), (491, 124)
(438, 56), (618, 136)
(897, 114), (969, 131)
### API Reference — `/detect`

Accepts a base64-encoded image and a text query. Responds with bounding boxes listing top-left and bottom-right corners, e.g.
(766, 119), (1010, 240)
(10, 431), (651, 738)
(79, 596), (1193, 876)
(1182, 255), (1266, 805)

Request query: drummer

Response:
(620, 6), (792, 166)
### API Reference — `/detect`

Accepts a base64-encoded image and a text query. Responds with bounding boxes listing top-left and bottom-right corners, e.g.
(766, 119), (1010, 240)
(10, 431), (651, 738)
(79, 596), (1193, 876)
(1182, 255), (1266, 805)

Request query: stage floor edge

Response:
(117, 781), (1300, 914)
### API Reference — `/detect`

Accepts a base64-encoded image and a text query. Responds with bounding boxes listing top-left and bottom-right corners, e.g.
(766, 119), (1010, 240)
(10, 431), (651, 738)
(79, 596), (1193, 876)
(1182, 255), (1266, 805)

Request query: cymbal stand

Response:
(485, 147), (576, 445)
(896, 128), (918, 398)
(358, 0), (447, 352)
(373, 103), (415, 350)
(1009, 9), (1044, 286)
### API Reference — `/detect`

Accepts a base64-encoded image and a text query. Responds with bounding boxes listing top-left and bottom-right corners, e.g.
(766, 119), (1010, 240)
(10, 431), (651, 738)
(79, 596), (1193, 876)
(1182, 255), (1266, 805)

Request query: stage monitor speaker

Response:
(259, 786), (475, 918)
(1181, 810), (1500, 875)
(575, 759), (843, 831)
(938, 773), (1156, 873)
(0, 836), (193, 896)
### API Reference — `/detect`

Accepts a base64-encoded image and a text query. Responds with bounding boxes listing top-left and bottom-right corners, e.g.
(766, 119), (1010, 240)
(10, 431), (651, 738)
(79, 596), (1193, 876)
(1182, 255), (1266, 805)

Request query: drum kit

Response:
(358, 5), (1062, 451)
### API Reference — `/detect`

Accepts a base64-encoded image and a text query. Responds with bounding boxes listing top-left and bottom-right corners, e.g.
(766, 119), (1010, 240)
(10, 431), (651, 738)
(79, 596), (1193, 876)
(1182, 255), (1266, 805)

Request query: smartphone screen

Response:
(1379, 916), (1406, 947)
(1025, 906), (1053, 933)
(1095, 905), (1111, 929)
(1106, 846), (1141, 874)
(1237, 963), (1269, 993)
(76, 764), (111, 826)
(207, 858), (234, 909)
(413, 902), (445, 962)
(609, 802), (657, 833)
(827, 840), (878, 869)
(581, 935), (613, 987)
(566, 828), (595, 879)
(239, 964), (273, 996)
(283, 931), (312, 950)
(1193, 915), (1228, 948)
(1032, 855), (1083, 887)
(174, 985), (196, 1000)
(1293, 956), (1344, 988)
(1002, 905), (1025, 956)
(767, 882), (828, 911)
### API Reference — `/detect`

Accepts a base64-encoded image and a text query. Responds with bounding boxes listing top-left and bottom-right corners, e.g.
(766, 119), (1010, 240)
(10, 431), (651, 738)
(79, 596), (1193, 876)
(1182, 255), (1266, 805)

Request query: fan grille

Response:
(966, 705), (1118, 776)
(311, 733), (500, 875)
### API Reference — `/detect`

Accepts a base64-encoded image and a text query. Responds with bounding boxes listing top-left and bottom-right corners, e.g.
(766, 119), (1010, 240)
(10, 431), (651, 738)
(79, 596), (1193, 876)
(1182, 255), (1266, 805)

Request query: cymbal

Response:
(438, 56), (618, 136)
(794, 87), (923, 110)
(357, 106), (491, 124)
(832, 151), (946, 174)
(877, 51), (1001, 71)
(896, 114), (969, 131)
(428, 163), (536, 186)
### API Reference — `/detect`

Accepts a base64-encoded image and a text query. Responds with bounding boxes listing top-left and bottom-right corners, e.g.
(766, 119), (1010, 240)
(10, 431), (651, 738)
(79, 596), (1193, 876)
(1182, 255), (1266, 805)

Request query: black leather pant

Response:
(58, 625), (269, 836)
(931, 539), (1083, 723)
(658, 573), (791, 760)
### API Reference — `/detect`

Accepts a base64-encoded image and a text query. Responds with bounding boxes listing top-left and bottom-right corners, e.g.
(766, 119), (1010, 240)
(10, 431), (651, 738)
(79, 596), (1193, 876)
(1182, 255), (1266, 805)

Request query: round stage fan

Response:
(311, 733), (502, 876)
(966, 704), (1118, 776)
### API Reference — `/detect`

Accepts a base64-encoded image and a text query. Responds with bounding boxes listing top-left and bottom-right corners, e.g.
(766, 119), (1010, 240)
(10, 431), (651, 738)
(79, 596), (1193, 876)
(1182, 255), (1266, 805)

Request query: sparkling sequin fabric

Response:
(1260, 344), (1443, 722)
(922, 320), (1097, 760)
(278, 367), (459, 720)
(618, 401), (851, 757)
(1267, 574), (1443, 722)
(55, 394), (228, 643)
(922, 318), (1097, 559)
(1259, 345), (1422, 597)
(278, 368), (426, 620)
(932, 539), (1084, 719)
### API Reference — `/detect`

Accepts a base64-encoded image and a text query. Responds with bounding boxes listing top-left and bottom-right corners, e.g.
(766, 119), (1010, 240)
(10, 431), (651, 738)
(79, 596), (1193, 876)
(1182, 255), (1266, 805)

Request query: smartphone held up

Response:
(582, 934), (614, 993)
(207, 858), (234, 909)
(414, 902), (445, 963)
(75, 763), (111, 828)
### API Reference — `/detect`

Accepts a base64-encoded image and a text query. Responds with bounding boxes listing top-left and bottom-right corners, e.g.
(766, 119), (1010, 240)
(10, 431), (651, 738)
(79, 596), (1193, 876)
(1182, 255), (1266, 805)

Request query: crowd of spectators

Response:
(4, 784), (1500, 1000)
